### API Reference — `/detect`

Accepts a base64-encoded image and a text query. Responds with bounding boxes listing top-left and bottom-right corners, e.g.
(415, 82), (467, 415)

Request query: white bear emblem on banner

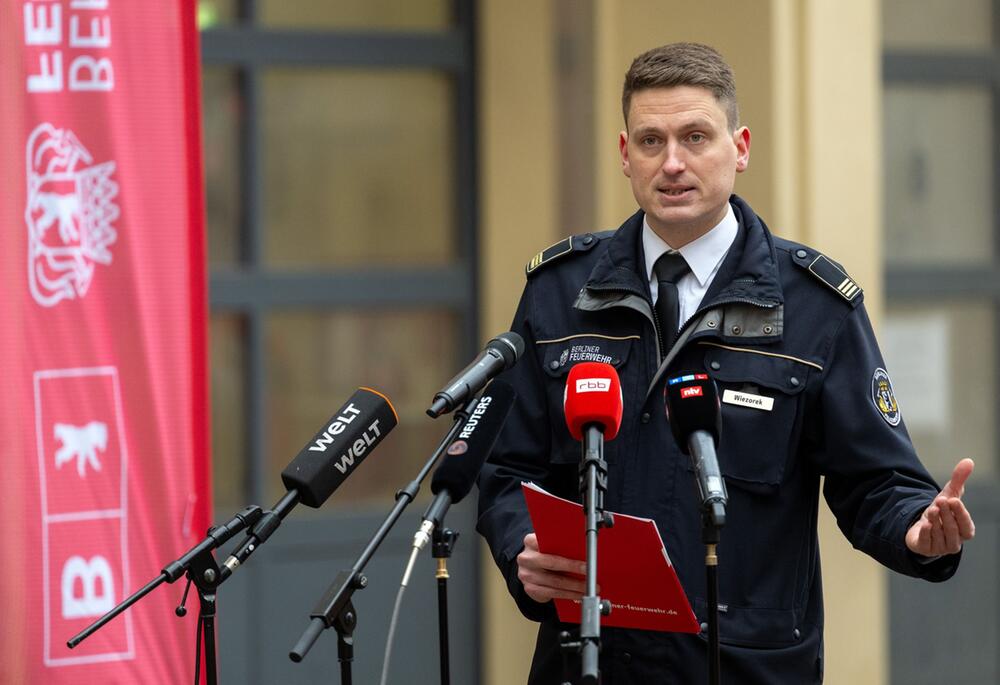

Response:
(25, 123), (120, 307)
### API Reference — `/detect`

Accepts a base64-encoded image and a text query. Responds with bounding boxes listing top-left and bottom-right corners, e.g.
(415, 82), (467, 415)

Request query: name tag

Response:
(722, 389), (774, 412)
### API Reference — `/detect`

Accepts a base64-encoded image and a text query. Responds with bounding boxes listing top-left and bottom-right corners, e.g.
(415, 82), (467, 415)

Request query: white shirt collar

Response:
(642, 203), (739, 287)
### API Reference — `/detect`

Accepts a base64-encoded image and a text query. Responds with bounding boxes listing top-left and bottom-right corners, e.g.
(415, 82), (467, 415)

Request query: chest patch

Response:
(560, 343), (614, 366)
(871, 367), (901, 426)
(722, 389), (774, 412)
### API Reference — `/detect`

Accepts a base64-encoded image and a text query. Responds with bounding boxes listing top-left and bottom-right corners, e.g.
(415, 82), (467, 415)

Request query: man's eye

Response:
(688, 133), (706, 143)
(641, 136), (659, 146)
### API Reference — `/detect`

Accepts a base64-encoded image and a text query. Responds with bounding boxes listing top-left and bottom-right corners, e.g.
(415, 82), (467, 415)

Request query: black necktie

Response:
(653, 252), (690, 356)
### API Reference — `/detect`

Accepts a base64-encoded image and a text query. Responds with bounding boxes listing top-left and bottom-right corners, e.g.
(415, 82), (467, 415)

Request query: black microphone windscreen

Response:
(280, 387), (398, 508)
(663, 373), (721, 453)
(430, 380), (517, 503)
(488, 332), (525, 368)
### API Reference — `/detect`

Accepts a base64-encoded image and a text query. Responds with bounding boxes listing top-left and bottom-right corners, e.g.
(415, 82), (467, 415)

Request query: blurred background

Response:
(194, 1), (997, 683)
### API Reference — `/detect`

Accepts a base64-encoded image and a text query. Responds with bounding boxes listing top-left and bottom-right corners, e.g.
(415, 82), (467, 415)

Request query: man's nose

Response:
(661, 143), (686, 174)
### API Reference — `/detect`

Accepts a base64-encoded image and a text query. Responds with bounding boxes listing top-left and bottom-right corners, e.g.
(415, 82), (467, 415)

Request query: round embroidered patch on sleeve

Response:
(871, 367), (900, 426)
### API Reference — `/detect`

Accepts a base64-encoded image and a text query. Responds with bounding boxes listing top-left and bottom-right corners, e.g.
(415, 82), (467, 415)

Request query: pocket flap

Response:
(693, 599), (803, 649)
(701, 343), (816, 395)
(699, 343), (816, 488)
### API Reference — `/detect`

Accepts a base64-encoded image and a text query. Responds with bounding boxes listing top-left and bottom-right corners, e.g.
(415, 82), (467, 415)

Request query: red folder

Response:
(522, 482), (700, 633)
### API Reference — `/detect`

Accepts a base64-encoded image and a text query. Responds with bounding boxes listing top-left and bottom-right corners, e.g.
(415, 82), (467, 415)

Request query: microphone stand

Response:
(699, 480), (726, 685)
(66, 505), (265, 685)
(561, 423), (613, 685)
(432, 527), (458, 685)
(288, 397), (478, 681)
(702, 508), (724, 685)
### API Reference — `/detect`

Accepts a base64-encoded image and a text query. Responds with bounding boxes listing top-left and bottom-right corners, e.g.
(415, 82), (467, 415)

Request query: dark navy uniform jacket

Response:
(476, 196), (959, 684)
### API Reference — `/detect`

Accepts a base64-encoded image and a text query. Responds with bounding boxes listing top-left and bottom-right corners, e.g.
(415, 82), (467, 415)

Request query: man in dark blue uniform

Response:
(476, 43), (976, 684)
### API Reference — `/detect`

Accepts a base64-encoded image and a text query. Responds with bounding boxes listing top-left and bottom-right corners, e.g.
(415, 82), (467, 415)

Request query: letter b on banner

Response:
(61, 555), (115, 619)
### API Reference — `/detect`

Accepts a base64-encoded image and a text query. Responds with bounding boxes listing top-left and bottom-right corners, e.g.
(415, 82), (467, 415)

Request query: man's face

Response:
(620, 86), (750, 245)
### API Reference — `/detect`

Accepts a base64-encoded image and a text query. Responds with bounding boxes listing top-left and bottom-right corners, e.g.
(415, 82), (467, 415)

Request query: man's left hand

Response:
(905, 458), (976, 558)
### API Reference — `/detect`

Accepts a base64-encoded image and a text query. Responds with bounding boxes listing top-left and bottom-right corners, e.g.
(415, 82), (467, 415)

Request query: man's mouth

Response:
(659, 186), (693, 197)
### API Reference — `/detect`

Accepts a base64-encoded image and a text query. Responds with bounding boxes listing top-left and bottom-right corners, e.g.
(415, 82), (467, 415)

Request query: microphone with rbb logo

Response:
(563, 361), (622, 684)
(564, 361), (623, 442)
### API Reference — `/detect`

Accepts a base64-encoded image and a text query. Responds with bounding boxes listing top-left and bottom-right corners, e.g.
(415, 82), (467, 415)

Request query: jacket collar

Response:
(585, 195), (783, 309)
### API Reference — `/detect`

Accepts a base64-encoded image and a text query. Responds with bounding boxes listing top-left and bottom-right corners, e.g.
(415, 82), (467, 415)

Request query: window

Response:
(882, 2), (999, 682)
(197, 3), (481, 683)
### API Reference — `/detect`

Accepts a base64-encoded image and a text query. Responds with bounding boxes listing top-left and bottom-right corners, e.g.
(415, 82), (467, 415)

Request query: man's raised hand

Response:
(905, 458), (976, 557)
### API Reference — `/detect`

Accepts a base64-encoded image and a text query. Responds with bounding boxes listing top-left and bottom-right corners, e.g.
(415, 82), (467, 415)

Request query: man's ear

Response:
(619, 130), (631, 177)
(734, 126), (751, 172)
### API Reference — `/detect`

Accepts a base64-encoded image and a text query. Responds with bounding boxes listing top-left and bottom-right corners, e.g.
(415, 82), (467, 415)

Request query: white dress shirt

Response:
(642, 203), (739, 330)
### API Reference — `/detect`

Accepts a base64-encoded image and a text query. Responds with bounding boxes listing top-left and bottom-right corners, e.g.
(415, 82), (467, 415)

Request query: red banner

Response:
(0, 2), (211, 682)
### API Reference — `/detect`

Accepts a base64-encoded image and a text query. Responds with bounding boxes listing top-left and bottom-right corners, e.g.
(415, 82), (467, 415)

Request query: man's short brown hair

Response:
(622, 43), (739, 131)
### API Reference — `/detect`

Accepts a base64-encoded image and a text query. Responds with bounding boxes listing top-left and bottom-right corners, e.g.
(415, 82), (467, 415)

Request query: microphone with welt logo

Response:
(413, 380), (517, 551)
(664, 373), (727, 529)
(426, 332), (524, 418)
(219, 387), (398, 580)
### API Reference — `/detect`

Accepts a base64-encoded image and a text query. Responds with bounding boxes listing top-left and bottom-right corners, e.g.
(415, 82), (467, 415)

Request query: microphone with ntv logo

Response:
(663, 373), (727, 529)
(664, 371), (727, 685)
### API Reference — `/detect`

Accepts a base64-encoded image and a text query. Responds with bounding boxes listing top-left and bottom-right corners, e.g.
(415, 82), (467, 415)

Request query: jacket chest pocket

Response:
(539, 334), (637, 465)
(701, 343), (813, 493)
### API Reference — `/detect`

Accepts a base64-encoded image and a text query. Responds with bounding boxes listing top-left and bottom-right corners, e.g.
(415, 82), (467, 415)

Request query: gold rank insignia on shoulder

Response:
(807, 254), (862, 303)
(526, 237), (573, 275)
(526, 233), (603, 276)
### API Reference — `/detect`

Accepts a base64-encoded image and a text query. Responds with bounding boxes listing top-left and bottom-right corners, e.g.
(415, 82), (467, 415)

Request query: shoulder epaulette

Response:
(525, 231), (606, 276)
(790, 246), (863, 306)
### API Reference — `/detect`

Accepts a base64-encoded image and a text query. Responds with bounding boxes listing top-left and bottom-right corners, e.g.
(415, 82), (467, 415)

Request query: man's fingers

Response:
(539, 553), (586, 575)
(941, 458), (975, 498)
(522, 582), (586, 602)
(939, 500), (962, 554)
(907, 496), (975, 557)
(520, 533), (585, 574)
(518, 561), (591, 603)
(915, 519), (932, 553)
(949, 497), (976, 540)
(518, 549), (586, 576)
(928, 506), (944, 555)
(518, 567), (586, 593)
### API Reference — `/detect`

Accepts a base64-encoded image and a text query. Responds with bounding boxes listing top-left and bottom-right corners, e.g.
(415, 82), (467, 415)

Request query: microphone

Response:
(413, 380), (517, 551)
(426, 332), (524, 418)
(664, 373), (727, 528)
(280, 387), (398, 507)
(564, 362), (623, 440)
(220, 387), (398, 579)
(563, 363), (621, 683)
